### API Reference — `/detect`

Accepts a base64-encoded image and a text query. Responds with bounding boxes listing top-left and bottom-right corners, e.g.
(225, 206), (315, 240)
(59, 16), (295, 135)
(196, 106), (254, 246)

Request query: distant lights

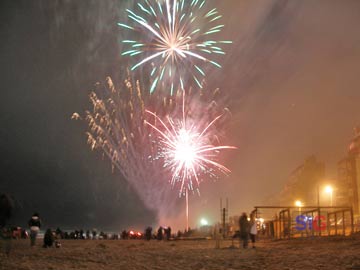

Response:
(295, 200), (303, 207)
(200, 218), (209, 226)
(324, 185), (333, 194)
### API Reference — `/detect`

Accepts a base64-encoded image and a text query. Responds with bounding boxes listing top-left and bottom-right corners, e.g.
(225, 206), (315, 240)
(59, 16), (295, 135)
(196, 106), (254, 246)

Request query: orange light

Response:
(324, 185), (333, 194)
(295, 200), (303, 207)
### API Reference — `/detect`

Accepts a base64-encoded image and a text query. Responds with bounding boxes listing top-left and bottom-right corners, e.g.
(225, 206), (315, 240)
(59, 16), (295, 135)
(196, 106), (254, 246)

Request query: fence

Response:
(254, 206), (355, 240)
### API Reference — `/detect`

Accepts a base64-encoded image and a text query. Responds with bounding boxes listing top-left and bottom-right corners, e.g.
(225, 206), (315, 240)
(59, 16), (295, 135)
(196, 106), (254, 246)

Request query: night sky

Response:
(1, 0), (360, 231)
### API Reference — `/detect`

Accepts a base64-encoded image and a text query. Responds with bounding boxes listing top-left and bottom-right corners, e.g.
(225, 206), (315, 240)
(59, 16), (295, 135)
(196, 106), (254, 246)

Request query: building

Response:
(337, 129), (360, 215)
(273, 155), (325, 206)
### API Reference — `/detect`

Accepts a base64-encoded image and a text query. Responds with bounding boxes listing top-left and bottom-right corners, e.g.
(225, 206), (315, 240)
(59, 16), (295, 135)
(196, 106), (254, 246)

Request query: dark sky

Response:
(1, 0), (360, 230)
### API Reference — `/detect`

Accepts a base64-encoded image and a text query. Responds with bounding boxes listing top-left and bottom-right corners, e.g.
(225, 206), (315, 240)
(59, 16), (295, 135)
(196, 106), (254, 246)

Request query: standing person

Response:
(92, 229), (97, 240)
(239, 212), (250, 249)
(145, 226), (152, 241)
(0, 194), (13, 256)
(55, 227), (63, 239)
(157, 227), (163, 240)
(166, 226), (171, 240)
(249, 213), (257, 248)
(0, 194), (13, 228)
(28, 213), (41, 247)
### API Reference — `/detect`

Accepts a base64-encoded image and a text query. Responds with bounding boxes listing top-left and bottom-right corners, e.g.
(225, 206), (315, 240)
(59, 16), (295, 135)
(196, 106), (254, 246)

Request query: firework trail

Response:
(118, 0), (231, 94)
(73, 76), (177, 216)
(73, 75), (233, 219)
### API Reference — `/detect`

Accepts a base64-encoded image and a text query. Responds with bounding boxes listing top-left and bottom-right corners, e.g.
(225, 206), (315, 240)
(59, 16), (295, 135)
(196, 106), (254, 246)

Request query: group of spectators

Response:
(2, 192), (260, 256)
(238, 212), (258, 249)
(53, 228), (119, 240)
(121, 226), (172, 241)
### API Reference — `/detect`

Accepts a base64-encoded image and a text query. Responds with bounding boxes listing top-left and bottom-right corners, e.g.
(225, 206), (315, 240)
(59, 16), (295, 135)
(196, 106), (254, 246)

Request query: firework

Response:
(145, 92), (236, 197)
(73, 75), (234, 221)
(118, 0), (231, 94)
(73, 75), (232, 216)
(73, 76), (176, 215)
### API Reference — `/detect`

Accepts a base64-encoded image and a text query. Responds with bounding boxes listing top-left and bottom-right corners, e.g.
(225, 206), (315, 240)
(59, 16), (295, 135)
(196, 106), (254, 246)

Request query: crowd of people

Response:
(0, 193), (178, 254)
(1, 192), (260, 256)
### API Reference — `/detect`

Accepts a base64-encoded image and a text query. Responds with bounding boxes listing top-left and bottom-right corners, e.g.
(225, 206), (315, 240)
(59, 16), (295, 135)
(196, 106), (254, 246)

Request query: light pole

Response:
(317, 185), (321, 236)
(317, 185), (320, 207)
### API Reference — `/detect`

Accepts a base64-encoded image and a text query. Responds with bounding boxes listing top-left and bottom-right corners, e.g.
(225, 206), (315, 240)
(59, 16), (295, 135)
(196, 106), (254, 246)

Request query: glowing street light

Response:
(324, 185), (333, 206)
(295, 200), (303, 207)
(295, 200), (303, 213)
(200, 218), (209, 226)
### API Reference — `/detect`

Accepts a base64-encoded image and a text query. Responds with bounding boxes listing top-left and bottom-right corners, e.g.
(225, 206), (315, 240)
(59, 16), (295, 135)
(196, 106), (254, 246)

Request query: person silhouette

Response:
(28, 212), (42, 247)
(239, 212), (250, 249)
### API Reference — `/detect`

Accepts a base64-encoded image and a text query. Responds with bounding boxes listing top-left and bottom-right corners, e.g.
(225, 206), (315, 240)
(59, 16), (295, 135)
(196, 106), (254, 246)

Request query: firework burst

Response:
(118, 0), (231, 94)
(145, 92), (236, 197)
(73, 75), (233, 220)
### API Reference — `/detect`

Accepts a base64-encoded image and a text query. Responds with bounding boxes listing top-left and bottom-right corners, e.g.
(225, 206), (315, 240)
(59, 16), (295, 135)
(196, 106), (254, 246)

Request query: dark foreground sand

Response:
(1, 235), (360, 270)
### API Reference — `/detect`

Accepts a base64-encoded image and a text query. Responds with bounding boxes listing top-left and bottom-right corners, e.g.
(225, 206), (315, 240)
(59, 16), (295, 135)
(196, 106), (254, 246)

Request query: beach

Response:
(1, 235), (360, 270)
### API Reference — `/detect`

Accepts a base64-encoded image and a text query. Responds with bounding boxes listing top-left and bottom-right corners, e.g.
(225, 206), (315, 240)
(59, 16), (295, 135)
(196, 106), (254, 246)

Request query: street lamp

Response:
(200, 218), (208, 226)
(324, 185), (333, 206)
(295, 200), (303, 213)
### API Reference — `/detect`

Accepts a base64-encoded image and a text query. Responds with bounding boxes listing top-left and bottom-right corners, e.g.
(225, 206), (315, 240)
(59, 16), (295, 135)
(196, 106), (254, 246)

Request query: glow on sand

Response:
(145, 93), (236, 229)
(118, 0), (231, 93)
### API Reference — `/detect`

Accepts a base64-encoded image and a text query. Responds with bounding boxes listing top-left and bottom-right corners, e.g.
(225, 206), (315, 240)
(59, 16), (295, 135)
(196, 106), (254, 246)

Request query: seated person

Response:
(43, 229), (54, 248)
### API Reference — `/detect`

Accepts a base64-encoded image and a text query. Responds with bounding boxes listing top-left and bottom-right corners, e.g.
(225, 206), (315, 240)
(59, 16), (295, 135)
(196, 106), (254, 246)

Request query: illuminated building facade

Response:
(337, 129), (360, 215)
(275, 155), (325, 206)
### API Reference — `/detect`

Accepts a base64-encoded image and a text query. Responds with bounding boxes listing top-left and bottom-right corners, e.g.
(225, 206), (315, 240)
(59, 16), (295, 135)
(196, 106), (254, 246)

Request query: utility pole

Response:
(317, 185), (321, 236)
(220, 198), (228, 238)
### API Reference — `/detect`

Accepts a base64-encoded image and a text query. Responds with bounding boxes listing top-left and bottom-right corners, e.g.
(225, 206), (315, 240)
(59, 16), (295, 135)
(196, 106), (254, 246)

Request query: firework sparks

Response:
(73, 75), (233, 220)
(145, 93), (236, 197)
(73, 76), (178, 215)
(118, 0), (231, 94)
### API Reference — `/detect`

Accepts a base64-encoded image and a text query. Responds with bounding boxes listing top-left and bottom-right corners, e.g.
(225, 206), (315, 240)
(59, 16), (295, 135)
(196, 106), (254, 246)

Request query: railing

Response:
(253, 206), (355, 240)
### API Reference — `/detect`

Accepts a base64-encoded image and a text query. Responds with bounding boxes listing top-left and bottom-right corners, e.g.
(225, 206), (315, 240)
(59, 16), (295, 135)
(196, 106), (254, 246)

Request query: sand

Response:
(1, 235), (360, 270)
